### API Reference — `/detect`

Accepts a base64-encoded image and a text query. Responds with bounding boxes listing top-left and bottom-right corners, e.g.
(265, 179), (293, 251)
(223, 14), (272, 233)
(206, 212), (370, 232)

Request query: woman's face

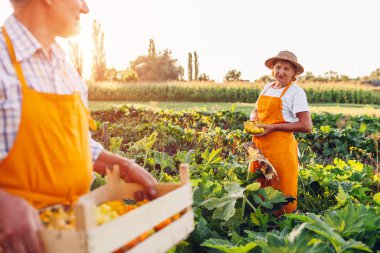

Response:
(273, 60), (296, 86)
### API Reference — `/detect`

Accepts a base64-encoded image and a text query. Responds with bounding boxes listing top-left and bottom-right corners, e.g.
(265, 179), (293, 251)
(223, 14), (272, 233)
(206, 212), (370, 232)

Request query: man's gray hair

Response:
(10, 0), (28, 6)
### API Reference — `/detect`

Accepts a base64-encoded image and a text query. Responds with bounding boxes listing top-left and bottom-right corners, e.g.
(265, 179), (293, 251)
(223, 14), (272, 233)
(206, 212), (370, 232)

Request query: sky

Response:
(1, 0), (379, 82)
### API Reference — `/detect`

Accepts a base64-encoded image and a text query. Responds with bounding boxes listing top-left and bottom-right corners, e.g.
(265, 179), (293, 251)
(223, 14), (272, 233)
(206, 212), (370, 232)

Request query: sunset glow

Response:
(1, 0), (380, 81)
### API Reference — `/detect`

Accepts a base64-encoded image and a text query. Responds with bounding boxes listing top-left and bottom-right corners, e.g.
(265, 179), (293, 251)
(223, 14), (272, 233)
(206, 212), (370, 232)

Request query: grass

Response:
(89, 101), (380, 117)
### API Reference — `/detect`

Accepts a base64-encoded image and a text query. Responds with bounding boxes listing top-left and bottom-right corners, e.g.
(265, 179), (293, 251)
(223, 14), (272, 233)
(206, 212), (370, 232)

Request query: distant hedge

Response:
(88, 83), (380, 104)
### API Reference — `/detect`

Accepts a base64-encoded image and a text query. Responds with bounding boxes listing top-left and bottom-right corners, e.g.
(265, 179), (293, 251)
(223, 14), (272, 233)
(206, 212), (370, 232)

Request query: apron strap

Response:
(279, 82), (292, 98)
(2, 27), (28, 90)
(261, 82), (276, 96)
(2, 26), (97, 131)
(261, 82), (292, 97)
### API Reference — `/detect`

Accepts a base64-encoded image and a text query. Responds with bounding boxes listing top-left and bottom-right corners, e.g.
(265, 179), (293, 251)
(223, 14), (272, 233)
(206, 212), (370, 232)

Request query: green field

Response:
(89, 101), (380, 117)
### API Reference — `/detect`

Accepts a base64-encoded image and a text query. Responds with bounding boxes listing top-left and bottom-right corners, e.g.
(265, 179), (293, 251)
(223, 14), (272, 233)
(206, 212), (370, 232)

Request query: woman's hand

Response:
(253, 123), (276, 137)
(0, 191), (43, 253)
(252, 112), (313, 137)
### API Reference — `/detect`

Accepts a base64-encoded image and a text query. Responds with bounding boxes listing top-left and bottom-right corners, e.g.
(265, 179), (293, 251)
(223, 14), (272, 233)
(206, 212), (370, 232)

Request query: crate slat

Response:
(87, 183), (193, 253)
(127, 210), (194, 253)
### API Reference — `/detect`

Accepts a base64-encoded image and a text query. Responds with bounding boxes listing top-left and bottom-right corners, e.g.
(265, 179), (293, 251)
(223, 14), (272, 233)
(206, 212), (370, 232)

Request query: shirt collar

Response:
(4, 14), (66, 62)
(51, 42), (66, 61)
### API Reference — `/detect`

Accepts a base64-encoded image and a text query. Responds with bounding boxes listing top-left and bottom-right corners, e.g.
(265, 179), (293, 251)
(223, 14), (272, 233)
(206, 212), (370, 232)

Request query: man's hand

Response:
(119, 159), (158, 200)
(0, 191), (43, 253)
(94, 150), (158, 200)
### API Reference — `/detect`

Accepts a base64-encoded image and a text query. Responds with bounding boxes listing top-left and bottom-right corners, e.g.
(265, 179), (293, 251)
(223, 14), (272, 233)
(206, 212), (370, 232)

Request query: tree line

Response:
(69, 20), (380, 85)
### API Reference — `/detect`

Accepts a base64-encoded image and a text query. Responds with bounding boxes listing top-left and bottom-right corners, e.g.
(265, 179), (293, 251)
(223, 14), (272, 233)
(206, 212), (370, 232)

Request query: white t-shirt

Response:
(256, 82), (309, 123)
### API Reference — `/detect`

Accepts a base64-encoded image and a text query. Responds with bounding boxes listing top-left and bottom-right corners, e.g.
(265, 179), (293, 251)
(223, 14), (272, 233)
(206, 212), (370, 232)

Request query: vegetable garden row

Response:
(91, 106), (380, 252)
(88, 83), (380, 105)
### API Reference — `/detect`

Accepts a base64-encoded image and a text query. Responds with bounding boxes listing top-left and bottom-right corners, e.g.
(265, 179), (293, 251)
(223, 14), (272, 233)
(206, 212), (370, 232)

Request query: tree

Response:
(119, 69), (138, 82)
(224, 69), (242, 82)
(198, 73), (210, 81)
(148, 39), (156, 56)
(194, 51), (199, 80)
(105, 67), (138, 82)
(303, 71), (315, 81)
(68, 38), (83, 76)
(324, 70), (339, 82)
(369, 68), (380, 79)
(256, 74), (273, 83)
(130, 40), (183, 82)
(91, 20), (107, 81)
(188, 52), (193, 81)
(105, 67), (118, 81)
(178, 66), (185, 81)
(340, 75), (350, 82)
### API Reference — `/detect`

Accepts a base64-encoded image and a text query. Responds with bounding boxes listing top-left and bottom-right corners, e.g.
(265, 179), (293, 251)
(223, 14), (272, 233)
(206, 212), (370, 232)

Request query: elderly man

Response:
(0, 0), (157, 252)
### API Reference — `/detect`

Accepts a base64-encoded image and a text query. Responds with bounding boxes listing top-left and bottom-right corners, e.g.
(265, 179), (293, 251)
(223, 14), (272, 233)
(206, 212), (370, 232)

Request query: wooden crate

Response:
(39, 164), (194, 253)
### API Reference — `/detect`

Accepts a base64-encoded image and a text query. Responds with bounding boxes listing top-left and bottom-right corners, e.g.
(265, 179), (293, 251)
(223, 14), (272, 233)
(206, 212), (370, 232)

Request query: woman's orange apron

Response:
(250, 82), (298, 214)
(0, 27), (93, 209)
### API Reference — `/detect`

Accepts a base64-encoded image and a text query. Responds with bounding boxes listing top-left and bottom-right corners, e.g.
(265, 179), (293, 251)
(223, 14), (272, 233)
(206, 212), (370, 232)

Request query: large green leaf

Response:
(249, 208), (273, 231)
(152, 151), (175, 170)
(323, 204), (380, 247)
(304, 214), (371, 253)
(201, 148), (223, 169)
(244, 230), (267, 241)
(193, 178), (223, 206)
(131, 131), (157, 154)
(221, 208), (245, 229)
(202, 182), (245, 210)
(201, 239), (257, 253)
(285, 213), (310, 223)
(374, 192), (380, 205)
(212, 200), (237, 221)
(253, 187), (288, 209)
(166, 241), (193, 253)
(254, 224), (333, 253)
(201, 182), (245, 221)
(174, 150), (196, 165)
(246, 182), (261, 192)
(334, 184), (350, 208)
(108, 136), (123, 153)
(191, 215), (213, 244)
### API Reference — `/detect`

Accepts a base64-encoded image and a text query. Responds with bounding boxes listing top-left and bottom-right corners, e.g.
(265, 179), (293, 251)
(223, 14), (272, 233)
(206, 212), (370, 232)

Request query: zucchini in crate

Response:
(39, 164), (194, 253)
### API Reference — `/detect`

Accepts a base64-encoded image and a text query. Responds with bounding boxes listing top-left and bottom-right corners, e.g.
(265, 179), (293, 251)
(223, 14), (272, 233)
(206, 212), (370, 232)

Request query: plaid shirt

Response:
(0, 15), (103, 162)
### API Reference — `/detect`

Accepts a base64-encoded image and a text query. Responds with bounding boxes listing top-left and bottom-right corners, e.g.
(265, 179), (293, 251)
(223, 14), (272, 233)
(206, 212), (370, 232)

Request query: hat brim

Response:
(265, 57), (304, 75)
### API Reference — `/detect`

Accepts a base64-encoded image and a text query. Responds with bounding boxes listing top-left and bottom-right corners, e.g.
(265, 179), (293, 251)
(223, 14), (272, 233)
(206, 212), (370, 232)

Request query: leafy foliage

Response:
(130, 40), (183, 81)
(224, 69), (242, 82)
(90, 107), (380, 252)
(201, 239), (257, 253)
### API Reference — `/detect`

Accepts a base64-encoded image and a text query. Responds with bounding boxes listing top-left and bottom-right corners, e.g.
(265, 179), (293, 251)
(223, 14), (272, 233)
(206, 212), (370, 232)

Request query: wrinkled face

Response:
(273, 60), (296, 86)
(49, 0), (89, 37)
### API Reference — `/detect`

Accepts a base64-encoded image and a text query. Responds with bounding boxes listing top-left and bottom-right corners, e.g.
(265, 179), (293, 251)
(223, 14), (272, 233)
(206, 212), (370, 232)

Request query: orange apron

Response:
(0, 27), (92, 209)
(250, 83), (298, 214)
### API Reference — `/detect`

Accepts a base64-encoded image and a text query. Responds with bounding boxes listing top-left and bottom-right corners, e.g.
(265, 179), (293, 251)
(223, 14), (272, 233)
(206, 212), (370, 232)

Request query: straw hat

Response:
(265, 51), (304, 75)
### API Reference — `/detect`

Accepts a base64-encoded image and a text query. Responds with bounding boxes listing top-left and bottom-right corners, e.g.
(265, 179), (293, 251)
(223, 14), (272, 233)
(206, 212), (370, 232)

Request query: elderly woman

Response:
(250, 51), (313, 214)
